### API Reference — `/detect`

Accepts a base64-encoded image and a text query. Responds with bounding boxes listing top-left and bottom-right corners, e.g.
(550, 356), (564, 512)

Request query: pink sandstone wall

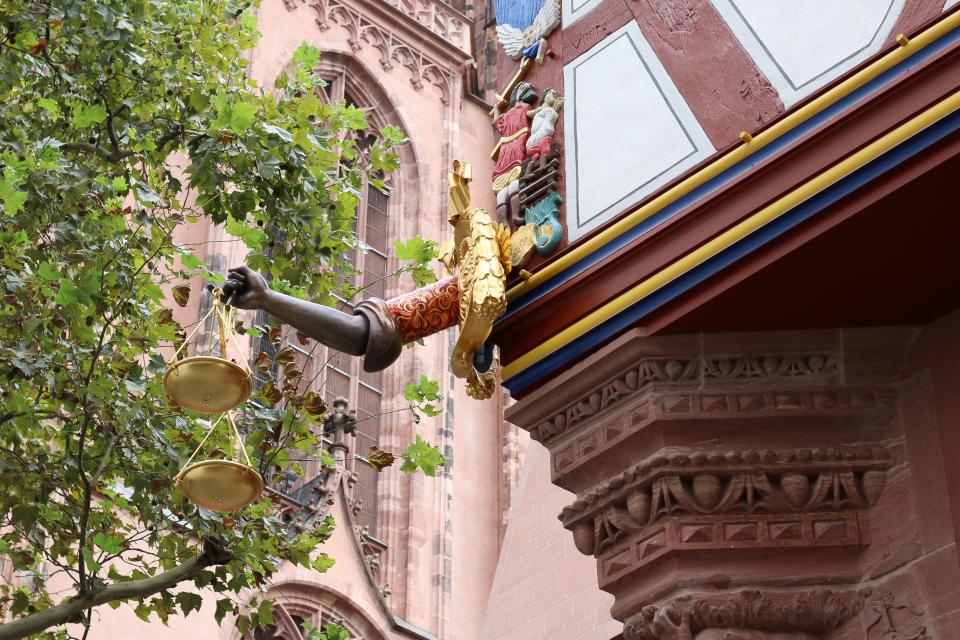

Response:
(449, 387), (510, 638)
(480, 441), (622, 640)
(249, 2), (506, 637)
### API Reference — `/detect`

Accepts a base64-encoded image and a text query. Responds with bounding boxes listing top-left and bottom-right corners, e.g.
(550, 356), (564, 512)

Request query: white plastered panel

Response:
(563, 0), (605, 26)
(711, 0), (906, 106)
(946, 0), (959, 10)
(563, 20), (714, 242)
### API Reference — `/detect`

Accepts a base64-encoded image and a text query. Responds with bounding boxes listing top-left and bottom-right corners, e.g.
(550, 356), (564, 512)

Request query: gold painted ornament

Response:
(441, 161), (514, 400)
(163, 288), (252, 414)
(174, 412), (263, 512)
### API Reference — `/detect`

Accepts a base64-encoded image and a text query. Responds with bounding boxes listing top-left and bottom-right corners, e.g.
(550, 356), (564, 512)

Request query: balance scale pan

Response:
(177, 459), (263, 512)
(164, 356), (252, 414)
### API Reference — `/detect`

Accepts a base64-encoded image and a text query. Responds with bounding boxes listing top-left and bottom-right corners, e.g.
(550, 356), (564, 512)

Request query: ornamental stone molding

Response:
(623, 589), (869, 640)
(380, 0), (468, 49)
(284, 0), (468, 102)
(561, 445), (893, 557)
(597, 510), (868, 589)
(532, 351), (843, 444)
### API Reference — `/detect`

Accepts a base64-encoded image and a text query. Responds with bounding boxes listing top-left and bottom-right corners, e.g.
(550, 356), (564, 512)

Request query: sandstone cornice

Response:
(531, 351), (843, 444)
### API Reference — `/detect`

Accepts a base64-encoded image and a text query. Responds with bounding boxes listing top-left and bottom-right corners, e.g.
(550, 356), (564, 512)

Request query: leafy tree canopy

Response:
(0, 0), (443, 637)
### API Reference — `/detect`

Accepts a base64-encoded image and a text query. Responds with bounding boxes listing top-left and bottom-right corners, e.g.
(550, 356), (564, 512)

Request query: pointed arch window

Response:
(257, 58), (408, 545)
(247, 603), (365, 640)
(313, 76), (394, 538)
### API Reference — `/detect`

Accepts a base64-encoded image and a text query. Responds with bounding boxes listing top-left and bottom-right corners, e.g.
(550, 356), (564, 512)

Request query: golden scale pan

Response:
(174, 412), (264, 512)
(164, 288), (263, 512)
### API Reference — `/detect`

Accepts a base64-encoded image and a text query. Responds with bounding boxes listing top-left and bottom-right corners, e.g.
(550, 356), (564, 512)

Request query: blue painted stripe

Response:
(503, 106), (960, 394)
(499, 25), (960, 323)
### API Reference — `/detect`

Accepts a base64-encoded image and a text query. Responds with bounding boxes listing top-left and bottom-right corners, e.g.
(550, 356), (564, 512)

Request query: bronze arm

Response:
(221, 266), (401, 371)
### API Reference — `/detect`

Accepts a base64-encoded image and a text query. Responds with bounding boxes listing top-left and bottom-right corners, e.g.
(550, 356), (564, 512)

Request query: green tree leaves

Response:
(70, 103), (109, 129)
(0, 177), (27, 216)
(400, 377), (446, 476)
(401, 436), (446, 477)
(404, 374), (442, 418)
(394, 237), (439, 287)
(211, 94), (260, 135)
(303, 620), (350, 640)
(91, 532), (124, 554)
(0, 1), (442, 636)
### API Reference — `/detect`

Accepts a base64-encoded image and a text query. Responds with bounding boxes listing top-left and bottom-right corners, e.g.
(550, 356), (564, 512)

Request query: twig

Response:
(60, 142), (134, 164)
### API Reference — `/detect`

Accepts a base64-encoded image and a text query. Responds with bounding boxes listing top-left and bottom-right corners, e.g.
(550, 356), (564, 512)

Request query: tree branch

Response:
(0, 539), (233, 640)
(62, 121), (185, 164)
(154, 125), (185, 156)
(76, 314), (117, 593)
(91, 434), (117, 483)
(60, 142), (134, 164)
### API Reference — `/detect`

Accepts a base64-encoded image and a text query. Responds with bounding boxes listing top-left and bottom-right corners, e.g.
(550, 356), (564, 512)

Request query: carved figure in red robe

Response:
(492, 82), (538, 228)
(493, 104), (531, 179)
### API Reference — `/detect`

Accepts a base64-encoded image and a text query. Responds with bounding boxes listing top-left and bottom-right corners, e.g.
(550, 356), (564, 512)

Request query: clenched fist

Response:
(219, 266), (271, 310)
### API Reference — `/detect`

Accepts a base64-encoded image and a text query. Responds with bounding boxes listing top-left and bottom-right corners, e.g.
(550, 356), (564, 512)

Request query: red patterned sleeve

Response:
(385, 276), (460, 345)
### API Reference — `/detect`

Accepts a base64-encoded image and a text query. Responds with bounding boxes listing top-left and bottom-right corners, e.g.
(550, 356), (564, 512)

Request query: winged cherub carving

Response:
(494, 0), (561, 63)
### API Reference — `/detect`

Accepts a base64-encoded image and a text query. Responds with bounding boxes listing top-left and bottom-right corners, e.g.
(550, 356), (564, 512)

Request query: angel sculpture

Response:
(494, 0), (561, 63)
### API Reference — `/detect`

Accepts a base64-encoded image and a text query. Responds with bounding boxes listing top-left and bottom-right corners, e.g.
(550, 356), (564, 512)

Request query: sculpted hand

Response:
(218, 266), (270, 310)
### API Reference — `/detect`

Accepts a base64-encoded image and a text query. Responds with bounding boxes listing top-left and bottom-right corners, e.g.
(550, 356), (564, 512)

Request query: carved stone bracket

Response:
(502, 329), (933, 635)
(623, 589), (869, 640)
(561, 445), (893, 556)
(286, 0), (460, 102)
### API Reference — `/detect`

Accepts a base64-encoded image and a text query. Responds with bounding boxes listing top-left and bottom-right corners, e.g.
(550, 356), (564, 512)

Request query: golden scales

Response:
(174, 412), (263, 512)
(164, 288), (263, 512)
(163, 288), (252, 414)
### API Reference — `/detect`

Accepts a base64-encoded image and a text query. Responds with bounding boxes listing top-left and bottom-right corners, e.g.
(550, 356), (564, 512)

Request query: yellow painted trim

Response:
(502, 90), (960, 381)
(506, 10), (960, 303)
